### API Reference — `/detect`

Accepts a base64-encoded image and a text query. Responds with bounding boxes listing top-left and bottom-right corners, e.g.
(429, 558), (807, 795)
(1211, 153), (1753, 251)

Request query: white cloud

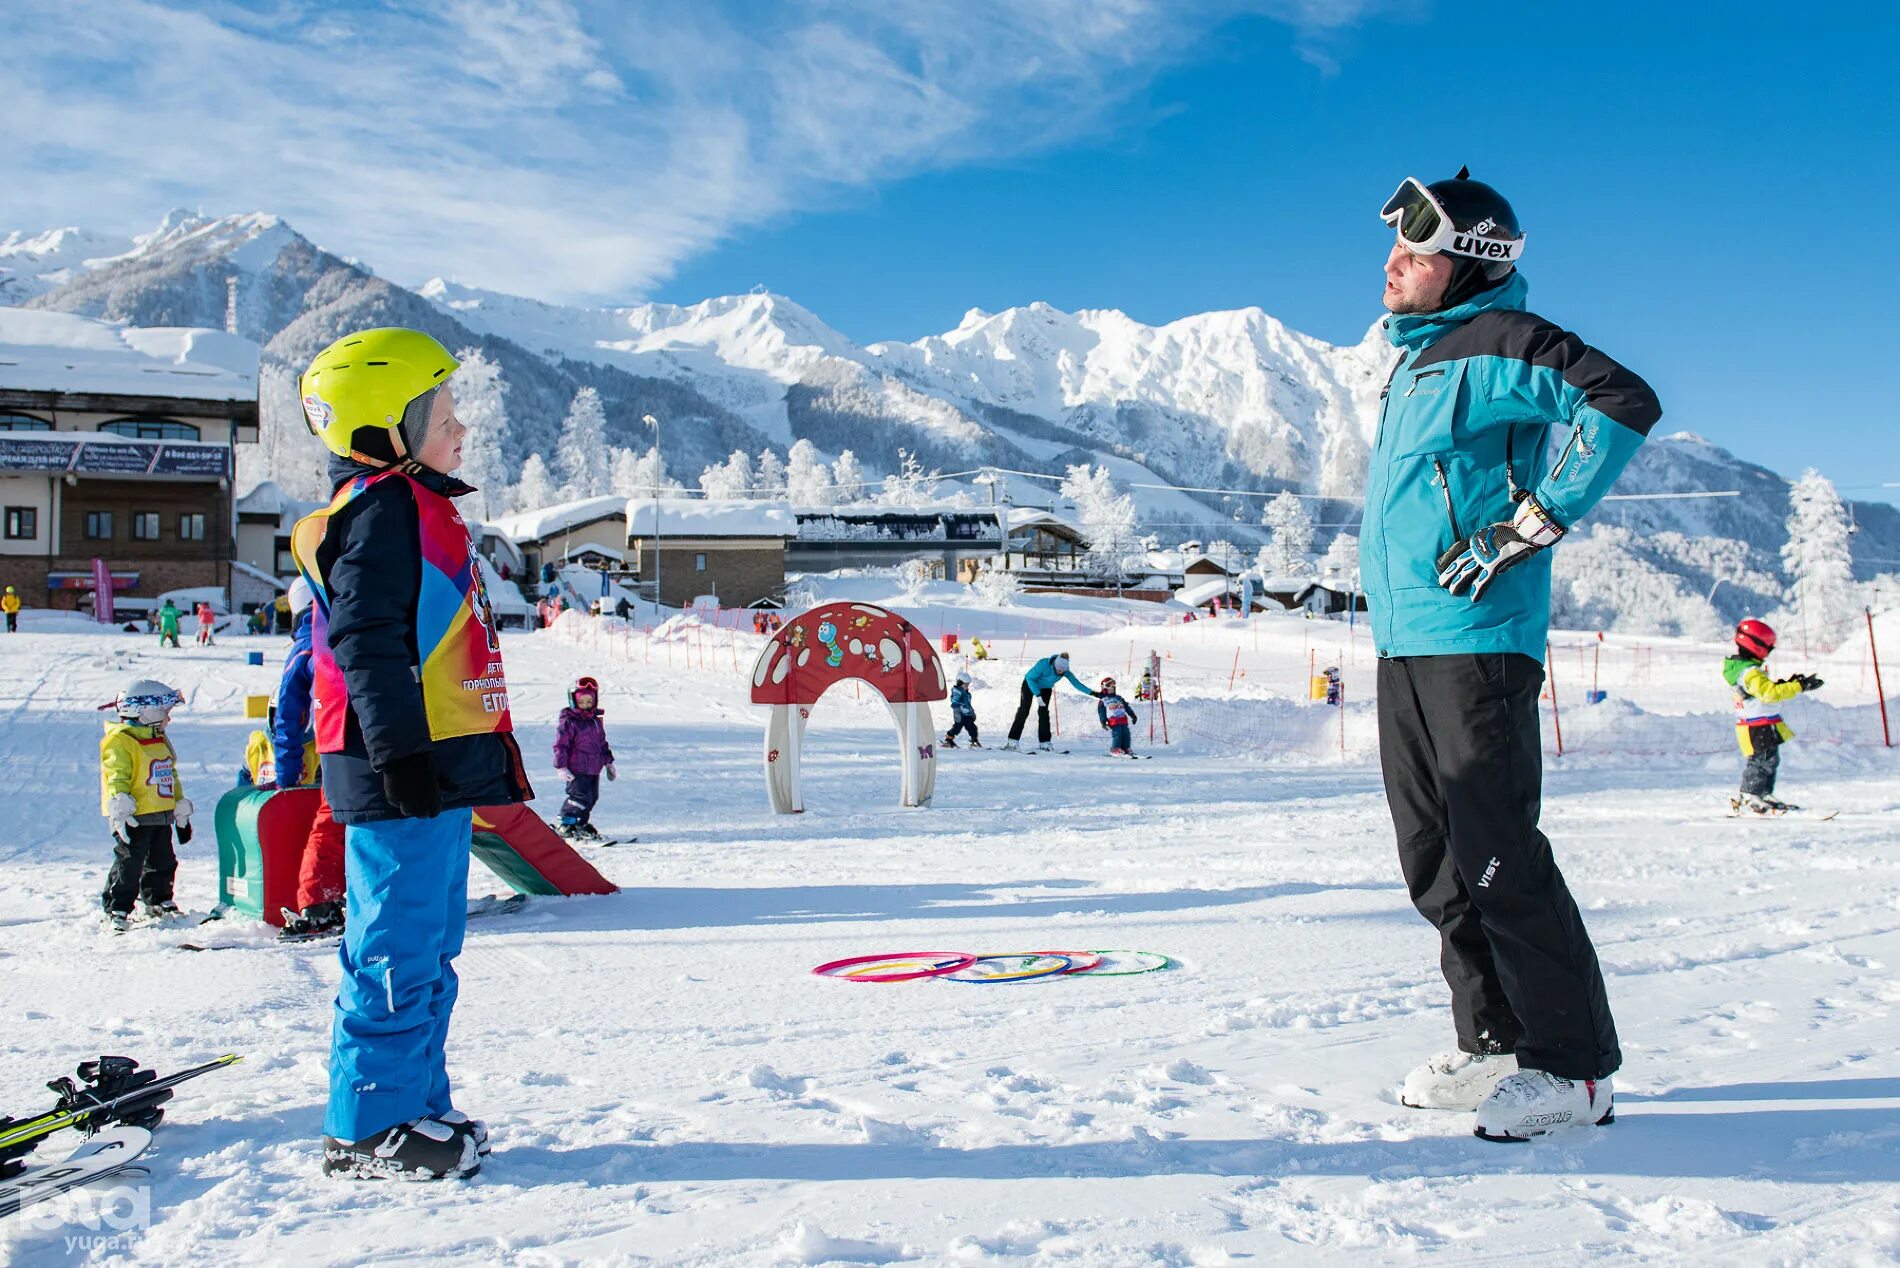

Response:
(0, 0), (1380, 303)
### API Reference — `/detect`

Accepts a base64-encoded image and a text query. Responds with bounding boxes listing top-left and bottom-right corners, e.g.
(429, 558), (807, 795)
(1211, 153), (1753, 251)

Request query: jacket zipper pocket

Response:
(1405, 368), (1446, 397)
(1375, 356), (1404, 447)
(1549, 425), (1582, 483)
(1431, 458), (1462, 542)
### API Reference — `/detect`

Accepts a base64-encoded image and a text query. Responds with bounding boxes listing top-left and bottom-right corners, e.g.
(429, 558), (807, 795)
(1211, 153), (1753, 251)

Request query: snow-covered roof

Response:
(1004, 506), (1083, 535)
(627, 498), (797, 539)
(478, 557), (534, 614)
(1174, 577), (1234, 608)
(490, 494), (627, 544)
(1254, 574), (1314, 592)
(0, 309), (258, 402)
(230, 559), (285, 589)
(234, 480), (320, 525)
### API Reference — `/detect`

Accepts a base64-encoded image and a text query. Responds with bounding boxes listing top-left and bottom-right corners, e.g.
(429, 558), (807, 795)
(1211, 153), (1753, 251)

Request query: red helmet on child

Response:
(1735, 618), (1776, 659)
(1100, 676), (1116, 692)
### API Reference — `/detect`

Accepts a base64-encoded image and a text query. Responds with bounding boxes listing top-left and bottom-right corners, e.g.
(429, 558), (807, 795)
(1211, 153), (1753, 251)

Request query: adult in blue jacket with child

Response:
(1001, 652), (1098, 751)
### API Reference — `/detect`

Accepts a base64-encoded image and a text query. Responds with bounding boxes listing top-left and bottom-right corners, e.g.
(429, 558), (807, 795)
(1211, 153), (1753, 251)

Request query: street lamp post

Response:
(643, 413), (661, 611)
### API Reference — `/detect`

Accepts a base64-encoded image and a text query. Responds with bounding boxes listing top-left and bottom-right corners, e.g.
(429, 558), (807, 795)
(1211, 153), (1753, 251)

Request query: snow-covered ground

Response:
(2, 594), (1896, 1265)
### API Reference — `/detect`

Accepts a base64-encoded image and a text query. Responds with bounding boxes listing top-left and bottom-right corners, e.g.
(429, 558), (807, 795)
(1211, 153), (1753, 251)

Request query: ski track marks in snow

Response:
(0, 614), (1897, 1265)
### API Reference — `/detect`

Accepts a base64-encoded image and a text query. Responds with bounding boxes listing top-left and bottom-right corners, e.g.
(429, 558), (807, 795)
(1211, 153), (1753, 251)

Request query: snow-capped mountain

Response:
(0, 226), (134, 303)
(11, 210), (1899, 634)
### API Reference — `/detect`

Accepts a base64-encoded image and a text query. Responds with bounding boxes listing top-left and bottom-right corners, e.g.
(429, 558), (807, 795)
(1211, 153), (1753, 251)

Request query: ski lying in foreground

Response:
(0, 1126), (150, 1219)
(0, 1054), (241, 1165)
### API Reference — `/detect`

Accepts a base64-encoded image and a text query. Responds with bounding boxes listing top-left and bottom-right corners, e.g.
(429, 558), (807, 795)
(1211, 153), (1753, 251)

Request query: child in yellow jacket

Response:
(99, 678), (195, 930)
(1724, 619), (1822, 816)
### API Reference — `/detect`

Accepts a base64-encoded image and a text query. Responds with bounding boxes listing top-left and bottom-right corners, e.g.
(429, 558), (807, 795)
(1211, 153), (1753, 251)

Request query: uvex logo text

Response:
(1453, 234), (1518, 260)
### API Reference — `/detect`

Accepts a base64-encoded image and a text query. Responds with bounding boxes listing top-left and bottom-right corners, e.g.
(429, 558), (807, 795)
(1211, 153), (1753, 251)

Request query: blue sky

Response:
(3, 1), (1894, 503)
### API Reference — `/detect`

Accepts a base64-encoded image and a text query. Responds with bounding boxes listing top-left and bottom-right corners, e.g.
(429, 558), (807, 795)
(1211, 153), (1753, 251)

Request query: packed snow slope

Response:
(1, 595), (1896, 1265)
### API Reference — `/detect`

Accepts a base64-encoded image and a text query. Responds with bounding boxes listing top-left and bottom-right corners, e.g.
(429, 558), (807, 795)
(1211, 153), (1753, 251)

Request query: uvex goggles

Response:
(1380, 178), (1524, 264)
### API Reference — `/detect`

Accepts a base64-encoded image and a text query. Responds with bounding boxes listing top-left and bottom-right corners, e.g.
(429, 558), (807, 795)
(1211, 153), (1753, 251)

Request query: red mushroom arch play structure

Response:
(750, 603), (948, 812)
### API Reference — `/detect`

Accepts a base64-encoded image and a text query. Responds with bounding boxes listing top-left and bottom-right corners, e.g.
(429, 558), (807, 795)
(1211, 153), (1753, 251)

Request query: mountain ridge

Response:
(9, 210), (1898, 635)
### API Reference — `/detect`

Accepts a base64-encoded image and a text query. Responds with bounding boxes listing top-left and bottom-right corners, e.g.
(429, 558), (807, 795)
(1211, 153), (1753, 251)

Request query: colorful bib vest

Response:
(290, 470), (513, 752)
(100, 725), (180, 815)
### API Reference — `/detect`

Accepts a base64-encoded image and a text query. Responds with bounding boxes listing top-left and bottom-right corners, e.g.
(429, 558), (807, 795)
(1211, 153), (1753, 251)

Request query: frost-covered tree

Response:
(971, 567), (1021, 607)
(1781, 468), (1859, 650)
(698, 449), (755, 500)
(554, 386), (609, 499)
(879, 449), (940, 506)
(1319, 531), (1360, 584)
(611, 445), (676, 497)
(831, 449), (866, 503)
(454, 348), (512, 521)
(754, 448), (787, 499)
(515, 452), (560, 511)
(897, 557), (934, 602)
(238, 363), (332, 504)
(784, 439), (832, 506)
(1060, 463), (1138, 580)
(1551, 525), (1726, 640)
(1261, 491), (1315, 577)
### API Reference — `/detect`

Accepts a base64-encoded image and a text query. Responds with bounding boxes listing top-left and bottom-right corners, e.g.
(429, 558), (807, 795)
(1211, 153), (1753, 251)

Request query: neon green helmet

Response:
(300, 328), (459, 464)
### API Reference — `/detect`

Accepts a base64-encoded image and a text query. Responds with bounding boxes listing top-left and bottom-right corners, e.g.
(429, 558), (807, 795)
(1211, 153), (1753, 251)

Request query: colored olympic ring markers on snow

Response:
(942, 954), (1074, 983)
(812, 953), (976, 983)
(812, 950), (1171, 982)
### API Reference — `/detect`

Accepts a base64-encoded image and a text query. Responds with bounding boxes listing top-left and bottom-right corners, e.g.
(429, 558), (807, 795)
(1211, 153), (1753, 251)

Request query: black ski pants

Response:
(102, 822), (177, 914)
(1740, 726), (1781, 796)
(1377, 653), (1620, 1081)
(947, 712), (979, 744)
(1008, 684), (1053, 743)
(560, 771), (601, 825)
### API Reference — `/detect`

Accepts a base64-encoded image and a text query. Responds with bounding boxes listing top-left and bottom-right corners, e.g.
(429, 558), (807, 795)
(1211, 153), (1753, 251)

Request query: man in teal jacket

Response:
(1002, 652), (1099, 751)
(1367, 170), (1660, 1142)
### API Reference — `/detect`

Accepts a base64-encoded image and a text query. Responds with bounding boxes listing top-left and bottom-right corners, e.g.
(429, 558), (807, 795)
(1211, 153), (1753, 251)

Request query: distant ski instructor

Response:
(1363, 169), (1660, 1140)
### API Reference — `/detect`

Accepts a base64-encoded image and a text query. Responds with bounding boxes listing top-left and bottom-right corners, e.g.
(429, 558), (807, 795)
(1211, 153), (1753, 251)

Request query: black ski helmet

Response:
(1428, 167), (1522, 307)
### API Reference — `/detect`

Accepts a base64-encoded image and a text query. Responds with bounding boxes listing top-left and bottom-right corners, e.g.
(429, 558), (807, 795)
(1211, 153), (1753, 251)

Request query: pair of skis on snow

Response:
(0, 1054), (240, 1219)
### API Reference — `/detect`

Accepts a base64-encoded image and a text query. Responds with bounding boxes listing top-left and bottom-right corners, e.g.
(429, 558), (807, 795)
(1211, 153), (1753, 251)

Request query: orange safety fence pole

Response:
(1546, 638), (1565, 757)
(1228, 647), (1241, 692)
(1870, 607), (1892, 748)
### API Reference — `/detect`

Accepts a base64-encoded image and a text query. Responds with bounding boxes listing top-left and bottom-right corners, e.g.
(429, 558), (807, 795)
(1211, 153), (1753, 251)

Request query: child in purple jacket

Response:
(553, 676), (615, 841)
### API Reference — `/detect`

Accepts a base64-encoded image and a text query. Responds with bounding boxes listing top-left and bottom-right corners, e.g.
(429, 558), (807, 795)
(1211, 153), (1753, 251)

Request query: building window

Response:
(99, 418), (201, 441)
(86, 510), (113, 540)
(0, 413), (52, 432)
(695, 553), (708, 572)
(131, 512), (162, 541)
(4, 507), (36, 539)
(178, 512), (206, 541)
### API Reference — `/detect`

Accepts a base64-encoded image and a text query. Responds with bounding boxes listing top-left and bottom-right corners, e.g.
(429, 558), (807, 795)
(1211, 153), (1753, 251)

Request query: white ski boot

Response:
(1000, 740), (1020, 751)
(1474, 1070), (1613, 1142)
(1035, 741), (1053, 752)
(1400, 1048), (1517, 1110)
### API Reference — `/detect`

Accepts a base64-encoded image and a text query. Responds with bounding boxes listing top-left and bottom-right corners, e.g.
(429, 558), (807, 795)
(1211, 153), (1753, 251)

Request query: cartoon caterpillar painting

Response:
(816, 620), (843, 668)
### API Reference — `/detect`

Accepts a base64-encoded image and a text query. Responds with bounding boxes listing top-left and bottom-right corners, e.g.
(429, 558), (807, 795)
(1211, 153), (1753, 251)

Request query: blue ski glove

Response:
(1436, 496), (1566, 601)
